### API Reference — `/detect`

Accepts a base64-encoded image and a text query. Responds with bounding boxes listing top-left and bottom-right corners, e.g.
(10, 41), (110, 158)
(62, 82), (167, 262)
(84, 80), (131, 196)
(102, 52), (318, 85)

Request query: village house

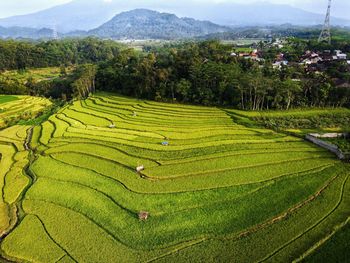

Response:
(334, 50), (347, 60)
(301, 51), (323, 65)
(319, 50), (334, 61)
(273, 53), (289, 69)
(271, 38), (284, 49)
(239, 49), (264, 62)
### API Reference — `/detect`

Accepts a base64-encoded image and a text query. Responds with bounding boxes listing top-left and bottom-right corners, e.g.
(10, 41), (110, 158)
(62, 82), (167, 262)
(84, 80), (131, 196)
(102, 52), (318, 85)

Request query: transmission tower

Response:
(318, 0), (332, 44)
(52, 23), (59, 40)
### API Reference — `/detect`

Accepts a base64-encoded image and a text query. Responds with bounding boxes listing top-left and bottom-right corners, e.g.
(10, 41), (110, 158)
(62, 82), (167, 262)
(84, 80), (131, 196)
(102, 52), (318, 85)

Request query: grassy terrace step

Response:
(153, 167), (350, 262)
(0, 96), (51, 129)
(0, 126), (30, 238)
(47, 137), (326, 162)
(144, 151), (334, 178)
(48, 153), (334, 193)
(76, 103), (233, 129)
(65, 126), (278, 144)
(0, 95), (19, 104)
(85, 98), (229, 119)
(51, 133), (302, 153)
(1, 215), (68, 262)
(88, 98), (227, 120)
(23, 163), (341, 251)
(1, 93), (348, 262)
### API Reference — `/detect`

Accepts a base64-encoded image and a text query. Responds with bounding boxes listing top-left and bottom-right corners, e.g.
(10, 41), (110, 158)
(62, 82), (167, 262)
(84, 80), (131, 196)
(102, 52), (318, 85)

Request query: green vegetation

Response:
(2, 39), (350, 109)
(0, 95), (18, 104)
(304, 221), (350, 263)
(0, 93), (348, 262)
(0, 38), (123, 71)
(323, 137), (350, 154)
(0, 96), (52, 129)
(227, 108), (350, 131)
(2, 67), (64, 83)
(0, 126), (31, 238)
(96, 40), (350, 109)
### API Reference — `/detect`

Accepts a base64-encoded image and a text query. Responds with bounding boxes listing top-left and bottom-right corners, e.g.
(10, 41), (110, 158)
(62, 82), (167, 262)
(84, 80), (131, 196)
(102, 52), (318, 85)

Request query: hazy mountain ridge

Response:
(0, 0), (349, 33)
(0, 26), (53, 39)
(88, 9), (230, 39)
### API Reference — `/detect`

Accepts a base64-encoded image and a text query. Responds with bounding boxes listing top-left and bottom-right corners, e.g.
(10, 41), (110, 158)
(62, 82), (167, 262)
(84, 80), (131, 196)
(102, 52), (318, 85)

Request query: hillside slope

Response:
(88, 9), (230, 39)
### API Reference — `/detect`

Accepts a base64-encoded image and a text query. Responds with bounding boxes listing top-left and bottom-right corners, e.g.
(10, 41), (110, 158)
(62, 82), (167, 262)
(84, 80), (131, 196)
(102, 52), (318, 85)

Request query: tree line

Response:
(0, 37), (122, 71)
(0, 38), (349, 109)
(0, 64), (97, 101)
(96, 40), (350, 109)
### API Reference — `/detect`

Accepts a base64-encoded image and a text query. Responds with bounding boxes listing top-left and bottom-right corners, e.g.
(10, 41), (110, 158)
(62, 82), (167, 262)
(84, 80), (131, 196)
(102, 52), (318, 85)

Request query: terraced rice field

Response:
(1, 94), (349, 262)
(0, 96), (52, 128)
(0, 125), (31, 237)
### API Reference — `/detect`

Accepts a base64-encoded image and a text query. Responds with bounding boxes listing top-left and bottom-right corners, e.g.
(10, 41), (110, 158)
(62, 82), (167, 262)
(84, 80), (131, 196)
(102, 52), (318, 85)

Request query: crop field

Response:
(0, 125), (31, 238)
(0, 96), (52, 129)
(0, 95), (19, 105)
(0, 94), (349, 262)
(1, 67), (70, 83)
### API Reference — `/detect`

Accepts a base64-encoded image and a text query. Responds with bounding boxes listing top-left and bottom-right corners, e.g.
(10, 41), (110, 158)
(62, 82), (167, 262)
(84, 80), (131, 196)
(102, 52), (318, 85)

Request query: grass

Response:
(0, 95), (18, 105)
(323, 137), (350, 153)
(0, 96), (52, 129)
(1, 67), (71, 84)
(1, 215), (66, 262)
(0, 126), (30, 236)
(227, 108), (350, 131)
(0, 93), (349, 262)
(304, 221), (350, 263)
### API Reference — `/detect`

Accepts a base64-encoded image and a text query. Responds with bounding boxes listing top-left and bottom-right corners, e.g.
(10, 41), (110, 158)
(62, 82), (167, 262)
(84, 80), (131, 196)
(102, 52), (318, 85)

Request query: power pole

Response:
(52, 22), (59, 40)
(318, 0), (332, 44)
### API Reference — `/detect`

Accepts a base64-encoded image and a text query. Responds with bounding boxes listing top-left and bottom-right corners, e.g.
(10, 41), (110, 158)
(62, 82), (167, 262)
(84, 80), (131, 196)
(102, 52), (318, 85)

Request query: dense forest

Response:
(97, 39), (350, 109)
(0, 38), (122, 70)
(0, 38), (349, 110)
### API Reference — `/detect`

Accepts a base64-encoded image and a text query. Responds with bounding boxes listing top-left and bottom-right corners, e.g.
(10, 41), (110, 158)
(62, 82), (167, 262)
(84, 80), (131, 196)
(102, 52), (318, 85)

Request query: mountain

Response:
(88, 9), (230, 39)
(0, 0), (116, 33)
(0, 26), (54, 39)
(0, 0), (350, 33)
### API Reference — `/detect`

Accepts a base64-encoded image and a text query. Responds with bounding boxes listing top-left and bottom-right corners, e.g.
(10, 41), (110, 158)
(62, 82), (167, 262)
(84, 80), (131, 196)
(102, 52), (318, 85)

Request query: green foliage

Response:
(0, 38), (123, 71)
(95, 40), (350, 109)
(323, 137), (350, 153)
(228, 108), (350, 131)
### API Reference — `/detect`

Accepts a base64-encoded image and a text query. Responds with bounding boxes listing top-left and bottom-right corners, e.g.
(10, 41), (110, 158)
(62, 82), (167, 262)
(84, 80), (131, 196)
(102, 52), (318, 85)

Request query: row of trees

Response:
(0, 64), (97, 100)
(0, 38), (349, 109)
(96, 41), (350, 109)
(0, 38), (123, 71)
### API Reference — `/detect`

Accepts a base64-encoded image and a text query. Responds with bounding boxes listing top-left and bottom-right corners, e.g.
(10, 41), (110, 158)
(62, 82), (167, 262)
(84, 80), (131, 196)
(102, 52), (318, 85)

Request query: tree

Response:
(175, 79), (191, 102)
(281, 79), (302, 110)
(71, 64), (97, 99)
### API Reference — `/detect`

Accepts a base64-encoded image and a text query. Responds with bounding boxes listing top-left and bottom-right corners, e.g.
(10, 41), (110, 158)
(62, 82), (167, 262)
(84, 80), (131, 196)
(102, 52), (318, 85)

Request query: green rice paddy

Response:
(0, 94), (349, 262)
(0, 95), (19, 105)
(0, 96), (52, 129)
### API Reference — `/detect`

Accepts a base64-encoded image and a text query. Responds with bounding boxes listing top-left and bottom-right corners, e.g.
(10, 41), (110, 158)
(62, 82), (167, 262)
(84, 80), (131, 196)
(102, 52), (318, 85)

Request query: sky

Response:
(0, 0), (349, 19)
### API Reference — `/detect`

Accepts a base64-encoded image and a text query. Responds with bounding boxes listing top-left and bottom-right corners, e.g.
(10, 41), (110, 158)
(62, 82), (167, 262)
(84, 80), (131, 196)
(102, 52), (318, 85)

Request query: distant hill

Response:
(88, 9), (230, 39)
(0, 26), (53, 39)
(0, 0), (349, 33)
